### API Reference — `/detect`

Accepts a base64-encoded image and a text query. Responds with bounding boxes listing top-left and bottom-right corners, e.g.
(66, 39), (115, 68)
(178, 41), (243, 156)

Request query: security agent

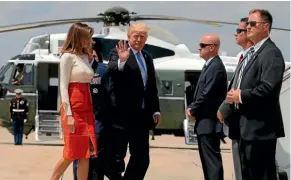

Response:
(9, 89), (29, 145)
(73, 50), (113, 180)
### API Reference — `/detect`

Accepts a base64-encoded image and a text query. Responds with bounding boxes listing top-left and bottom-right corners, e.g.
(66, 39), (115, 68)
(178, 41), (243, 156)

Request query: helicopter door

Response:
(35, 62), (62, 142)
(183, 70), (200, 145)
(156, 69), (185, 136)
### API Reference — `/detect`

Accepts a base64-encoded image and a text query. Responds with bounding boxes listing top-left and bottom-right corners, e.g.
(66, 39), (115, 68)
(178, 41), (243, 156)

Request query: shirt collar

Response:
(253, 36), (269, 53)
(129, 44), (141, 55)
(242, 46), (252, 57)
(205, 56), (215, 67)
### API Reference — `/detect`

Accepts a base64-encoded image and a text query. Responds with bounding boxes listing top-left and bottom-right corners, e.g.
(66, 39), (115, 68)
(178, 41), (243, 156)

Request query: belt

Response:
(12, 109), (25, 112)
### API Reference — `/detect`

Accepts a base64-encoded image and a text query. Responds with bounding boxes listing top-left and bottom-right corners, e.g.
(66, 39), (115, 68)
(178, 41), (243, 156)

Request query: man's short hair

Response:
(240, 17), (248, 23)
(249, 9), (273, 32)
(128, 22), (149, 36)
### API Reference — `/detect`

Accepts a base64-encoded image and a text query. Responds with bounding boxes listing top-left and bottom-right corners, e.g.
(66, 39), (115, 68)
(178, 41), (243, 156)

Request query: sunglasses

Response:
(236, 28), (247, 34)
(246, 21), (268, 27)
(199, 43), (216, 48)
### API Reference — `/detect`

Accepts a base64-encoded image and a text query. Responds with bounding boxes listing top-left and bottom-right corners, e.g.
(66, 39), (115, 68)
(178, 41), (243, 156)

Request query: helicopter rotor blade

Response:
(131, 15), (291, 31)
(131, 15), (224, 27)
(0, 17), (104, 33)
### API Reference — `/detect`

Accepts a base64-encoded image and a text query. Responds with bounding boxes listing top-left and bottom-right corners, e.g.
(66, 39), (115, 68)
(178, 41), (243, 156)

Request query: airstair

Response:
(35, 110), (63, 142)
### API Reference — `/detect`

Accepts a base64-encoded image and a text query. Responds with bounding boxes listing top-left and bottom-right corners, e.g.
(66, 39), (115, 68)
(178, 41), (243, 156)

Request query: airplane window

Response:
(92, 38), (175, 61)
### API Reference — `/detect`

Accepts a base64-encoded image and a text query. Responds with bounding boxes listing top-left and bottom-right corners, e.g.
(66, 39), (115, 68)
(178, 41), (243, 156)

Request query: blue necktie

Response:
(136, 52), (147, 108)
(136, 52), (147, 86)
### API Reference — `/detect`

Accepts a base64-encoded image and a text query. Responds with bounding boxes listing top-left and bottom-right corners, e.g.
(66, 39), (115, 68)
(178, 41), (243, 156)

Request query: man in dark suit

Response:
(218, 17), (253, 180)
(226, 9), (285, 180)
(186, 34), (227, 180)
(106, 22), (161, 180)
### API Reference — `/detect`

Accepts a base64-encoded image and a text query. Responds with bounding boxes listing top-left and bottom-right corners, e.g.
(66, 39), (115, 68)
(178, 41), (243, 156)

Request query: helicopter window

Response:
(12, 63), (34, 86)
(161, 80), (173, 95)
(92, 38), (175, 60)
(22, 35), (49, 54)
(0, 62), (14, 85)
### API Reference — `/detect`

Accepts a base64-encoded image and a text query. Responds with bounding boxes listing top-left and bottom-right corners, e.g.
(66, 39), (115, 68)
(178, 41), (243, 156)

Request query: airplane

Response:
(0, 6), (289, 179)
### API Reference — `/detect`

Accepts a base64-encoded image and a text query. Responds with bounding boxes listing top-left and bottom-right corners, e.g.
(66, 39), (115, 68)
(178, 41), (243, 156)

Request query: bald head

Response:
(199, 33), (220, 60)
(200, 34), (220, 48)
(127, 22), (149, 51)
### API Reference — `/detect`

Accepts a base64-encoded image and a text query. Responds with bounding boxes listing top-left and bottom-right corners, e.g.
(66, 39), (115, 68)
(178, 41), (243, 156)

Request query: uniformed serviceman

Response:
(73, 49), (113, 180)
(9, 89), (29, 145)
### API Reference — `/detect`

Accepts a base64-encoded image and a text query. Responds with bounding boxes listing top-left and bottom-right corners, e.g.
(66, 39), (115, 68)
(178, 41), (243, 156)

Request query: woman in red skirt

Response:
(50, 23), (97, 180)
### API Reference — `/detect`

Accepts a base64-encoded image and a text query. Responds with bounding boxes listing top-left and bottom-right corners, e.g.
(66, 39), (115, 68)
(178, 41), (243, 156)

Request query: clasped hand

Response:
(226, 88), (241, 104)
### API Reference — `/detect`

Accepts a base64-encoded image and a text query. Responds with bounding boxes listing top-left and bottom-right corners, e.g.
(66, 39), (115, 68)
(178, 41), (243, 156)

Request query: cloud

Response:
(0, 1), (289, 63)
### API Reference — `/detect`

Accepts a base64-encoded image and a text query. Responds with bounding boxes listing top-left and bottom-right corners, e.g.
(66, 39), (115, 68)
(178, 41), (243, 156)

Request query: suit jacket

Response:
(219, 55), (246, 139)
(106, 48), (160, 129)
(236, 38), (285, 141)
(90, 61), (112, 123)
(189, 56), (228, 135)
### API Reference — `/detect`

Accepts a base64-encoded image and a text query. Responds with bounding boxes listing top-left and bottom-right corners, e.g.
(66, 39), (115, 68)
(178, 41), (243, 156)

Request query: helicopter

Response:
(0, 6), (290, 180)
(0, 6), (289, 141)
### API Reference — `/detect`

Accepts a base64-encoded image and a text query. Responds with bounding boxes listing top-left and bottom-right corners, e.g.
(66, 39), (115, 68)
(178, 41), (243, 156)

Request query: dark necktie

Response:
(237, 47), (255, 88)
(235, 47), (255, 109)
(238, 54), (243, 64)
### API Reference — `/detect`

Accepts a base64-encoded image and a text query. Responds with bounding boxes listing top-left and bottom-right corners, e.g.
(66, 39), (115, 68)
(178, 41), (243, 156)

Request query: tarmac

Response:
(0, 127), (234, 180)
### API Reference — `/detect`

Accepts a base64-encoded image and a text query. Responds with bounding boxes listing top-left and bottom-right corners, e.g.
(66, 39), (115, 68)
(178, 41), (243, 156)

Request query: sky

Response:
(0, 1), (290, 64)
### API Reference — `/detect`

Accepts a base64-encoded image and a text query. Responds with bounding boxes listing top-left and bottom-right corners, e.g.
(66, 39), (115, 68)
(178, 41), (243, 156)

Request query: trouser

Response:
(108, 126), (150, 180)
(239, 138), (277, 180)
(232, 139), (242, 180)
(197, 133), (224, 180)
(12, 119), (24, 145)
(73, 120), (110, 180)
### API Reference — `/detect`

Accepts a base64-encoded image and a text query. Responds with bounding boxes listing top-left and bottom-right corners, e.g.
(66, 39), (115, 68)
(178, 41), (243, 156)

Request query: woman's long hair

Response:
(61, 22), (93, 56)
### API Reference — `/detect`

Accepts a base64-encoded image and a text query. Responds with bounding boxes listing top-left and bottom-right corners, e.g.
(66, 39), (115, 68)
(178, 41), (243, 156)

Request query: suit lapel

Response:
(203, 55), (217, 72)
(193, 56), (217, 100)
(242, 39), (270, 76)
(127, 49), (138, 68)
(228, 59), (245, 90)
(141, 50), (150, 72)
(126, 49), (145, 88)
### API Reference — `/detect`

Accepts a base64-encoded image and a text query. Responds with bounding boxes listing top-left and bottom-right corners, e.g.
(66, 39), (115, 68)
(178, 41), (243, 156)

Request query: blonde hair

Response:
(61, 23), (92, 56)
(127, 22), (149, 36)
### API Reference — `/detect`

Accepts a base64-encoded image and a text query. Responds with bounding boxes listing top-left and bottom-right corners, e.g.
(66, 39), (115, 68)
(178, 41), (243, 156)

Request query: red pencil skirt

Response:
(60, 82), (97, 160)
